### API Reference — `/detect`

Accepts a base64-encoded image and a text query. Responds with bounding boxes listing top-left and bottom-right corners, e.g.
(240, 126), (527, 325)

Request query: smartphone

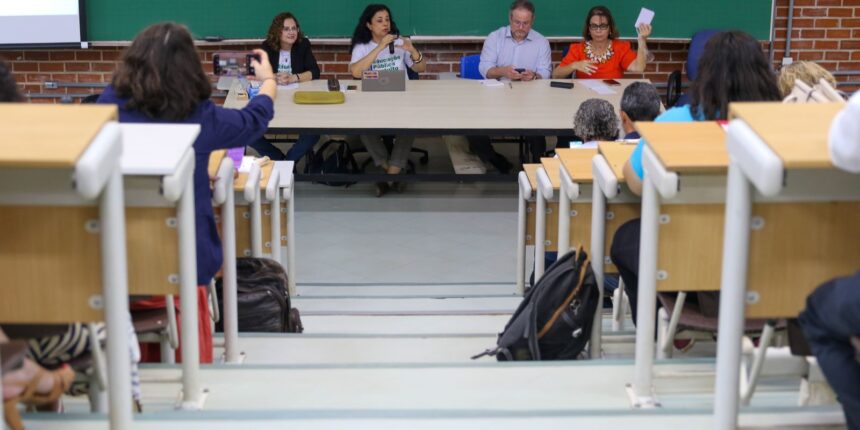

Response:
(550, 81), (574, 89)
(602, 79), (621, 86)
(346, 85), (357, 91)
(213, 52), (260, 76)
(514, 68), (526, 73)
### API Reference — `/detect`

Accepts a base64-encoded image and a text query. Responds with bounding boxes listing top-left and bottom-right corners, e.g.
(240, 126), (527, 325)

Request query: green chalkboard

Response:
(86, 0), (773, 41)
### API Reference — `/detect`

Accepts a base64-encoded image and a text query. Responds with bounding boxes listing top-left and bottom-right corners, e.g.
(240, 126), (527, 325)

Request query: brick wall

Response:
(1, 0), (858, 103)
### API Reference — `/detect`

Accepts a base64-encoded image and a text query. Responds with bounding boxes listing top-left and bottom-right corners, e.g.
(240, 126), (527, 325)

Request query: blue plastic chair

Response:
(459, 54), (482, 79)
(669, 29), (722, 107)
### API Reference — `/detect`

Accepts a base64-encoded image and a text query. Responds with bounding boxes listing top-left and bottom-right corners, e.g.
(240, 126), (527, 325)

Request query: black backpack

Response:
(474, 248), (599, 361)
(215, 257), (303, 333)
(304, 139), (360, 187)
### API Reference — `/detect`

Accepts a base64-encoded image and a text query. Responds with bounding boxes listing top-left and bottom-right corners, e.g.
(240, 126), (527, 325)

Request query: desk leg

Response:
(251, 194), (263, 258)
(286, 185), (297, 297)
(516, 187), (527, 296)
(590, 183), (606, 359)
(558, 183), (571, 257)
(270, 191), (282, 266)
(178, 173), (202, 408)
(714, 162), (753, 430)
(535, 191), (547, 283)
(221, 174), (241, 364)
(630, 176), (660, 407)
(100, 167), (133, 429)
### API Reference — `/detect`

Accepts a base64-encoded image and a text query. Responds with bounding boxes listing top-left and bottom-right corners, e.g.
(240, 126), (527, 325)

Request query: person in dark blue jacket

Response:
(98, 22), (276, 362)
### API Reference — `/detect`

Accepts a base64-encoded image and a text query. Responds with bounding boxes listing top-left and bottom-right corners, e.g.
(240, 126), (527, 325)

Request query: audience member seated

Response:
(777, 61), (838, 99)
(552, 5), (652, 80)
(619, 82), (662, 140)
(800, 92), (860, 430)
(468, 0), (551, 173)
(610, 31), (781, 324)
(98, 22), (277, 363)
(249, 12), (322, 163)
(573, 98), (620, 143)
(349, 4), (426, 197)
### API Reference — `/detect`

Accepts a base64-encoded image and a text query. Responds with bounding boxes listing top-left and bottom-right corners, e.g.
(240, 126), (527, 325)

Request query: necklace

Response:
(585, 41), (614, 64)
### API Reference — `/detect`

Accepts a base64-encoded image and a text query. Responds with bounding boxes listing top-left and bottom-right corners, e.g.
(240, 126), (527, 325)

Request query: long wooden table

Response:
(224, 79), (645, 136)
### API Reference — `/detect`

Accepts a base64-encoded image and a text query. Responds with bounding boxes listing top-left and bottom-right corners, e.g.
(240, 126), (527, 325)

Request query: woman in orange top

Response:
(552, 5), (652, 80)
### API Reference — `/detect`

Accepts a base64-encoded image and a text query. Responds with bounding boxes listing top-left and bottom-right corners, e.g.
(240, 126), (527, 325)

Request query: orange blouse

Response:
(559, 39), (637, 80)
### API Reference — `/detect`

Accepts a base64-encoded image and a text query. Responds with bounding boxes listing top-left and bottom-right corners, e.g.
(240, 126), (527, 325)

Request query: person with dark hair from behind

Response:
(610, 31), (781, 327)
(619, 81), (661, 140)
(349, 4), (427, 197)
(468, 0), (550, 173)
(0, 60), (23, 102)
(573, 98), (619, 143)
(98, 22), (277, 363)
(248, 12), (322, 162)
(799, 91), (860, 430)
(552, 5), (652, 80)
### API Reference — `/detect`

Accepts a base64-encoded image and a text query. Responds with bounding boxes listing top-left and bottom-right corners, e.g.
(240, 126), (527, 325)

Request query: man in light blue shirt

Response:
(469, 0), (550, 173)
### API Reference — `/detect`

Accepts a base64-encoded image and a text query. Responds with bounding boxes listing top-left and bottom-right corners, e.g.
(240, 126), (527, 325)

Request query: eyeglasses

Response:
(282, 26), (298, 33)
(589, 24), (609, 31)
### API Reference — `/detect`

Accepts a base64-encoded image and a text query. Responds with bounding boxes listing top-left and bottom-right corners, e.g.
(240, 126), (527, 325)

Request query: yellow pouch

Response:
(293, 91), (345, 105)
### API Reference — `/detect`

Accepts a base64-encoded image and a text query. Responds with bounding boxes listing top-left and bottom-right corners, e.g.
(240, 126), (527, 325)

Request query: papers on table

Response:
(480, 79), (504, 88)
(238, 156), (256, 173)
(635, 7), (654, 30)
(278, 83), (299, 90)
(579, 80), (617, 95)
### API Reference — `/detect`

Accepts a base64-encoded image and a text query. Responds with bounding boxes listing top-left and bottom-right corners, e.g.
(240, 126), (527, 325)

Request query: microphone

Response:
(389, 32), (398, 54)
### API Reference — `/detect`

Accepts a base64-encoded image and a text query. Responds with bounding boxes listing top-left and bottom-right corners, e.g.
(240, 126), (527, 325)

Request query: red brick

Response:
(791, 18), (816, 28)
(427, 63), (452, 73)
(13, 62), (38, 72)
(800, 29), (826, 38)
(102, 51), (122, 61)
(50, 51), (76, 61)
(798, 51), (824, 60)
(92, 62), (118, 72)
(776, 6), (790, 17)
(827, 7), (854, 16)
(815, 40), (840, 49)
(24, 73), (51, 82)
(0, 51), (23, 61)
(29, 97), (55, 104)
(65, 62), (90, 72)
(77, 73), (104, 83)
(76, 50), (102, 61)
(791, 40), (815, 49)
(851, 51), (860, 60)
(817, 0), (842, 5)
(24, 51), (50, 61)
(801, 7), (828, 16)
(837, 62), (860, 70)
(815, 18), (840, 27)
(842, 18), (860, 26)
(828, 29), (852, 37)
(323, 63), (348, 73)
(826, 51), (851, 60)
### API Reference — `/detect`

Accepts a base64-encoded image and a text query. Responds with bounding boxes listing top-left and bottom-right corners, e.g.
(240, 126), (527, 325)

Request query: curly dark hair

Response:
(690, 31), (781, 120)
(0, 60), (23, 102)
(573, 98), (620, 142)
(111, 22), (211, 120)
(582, 5), (619, 41)
(264, 12), (304, 50)
(350, 4), (401, 54)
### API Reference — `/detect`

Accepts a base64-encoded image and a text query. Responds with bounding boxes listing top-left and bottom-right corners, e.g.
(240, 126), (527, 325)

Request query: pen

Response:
(509, 82), (512, 89)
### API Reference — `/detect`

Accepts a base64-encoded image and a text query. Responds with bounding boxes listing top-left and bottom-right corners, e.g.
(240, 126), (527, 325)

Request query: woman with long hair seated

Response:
(610, 30), (781, 326)
(349, 3), (427, 196)
(98, 22), (277, 363)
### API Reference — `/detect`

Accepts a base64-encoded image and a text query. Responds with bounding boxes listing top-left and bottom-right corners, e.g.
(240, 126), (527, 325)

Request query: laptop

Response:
(361, 70), (406, 92)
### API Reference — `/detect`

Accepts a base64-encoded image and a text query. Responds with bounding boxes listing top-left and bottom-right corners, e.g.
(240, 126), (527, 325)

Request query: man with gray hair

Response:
(619, 81), (662, 139)
(573, 98), (620, 142)
(468, 0), (551, 174)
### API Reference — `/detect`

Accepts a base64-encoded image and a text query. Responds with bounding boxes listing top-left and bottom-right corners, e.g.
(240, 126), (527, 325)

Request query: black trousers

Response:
(609, 218), (646, 323)
(799, 271), (860, 430)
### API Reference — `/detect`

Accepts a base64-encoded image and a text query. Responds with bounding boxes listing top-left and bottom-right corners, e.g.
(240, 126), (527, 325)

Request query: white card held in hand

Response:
(635, 7), (655, 30)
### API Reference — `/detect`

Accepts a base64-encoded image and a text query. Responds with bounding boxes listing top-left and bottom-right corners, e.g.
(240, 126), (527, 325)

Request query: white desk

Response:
(0, 104), (132, 429)
(628, 121), (729, 408)
(714, 102), (860, 429)
(119, 124), (205, 410)
(224, 79), (644, 136)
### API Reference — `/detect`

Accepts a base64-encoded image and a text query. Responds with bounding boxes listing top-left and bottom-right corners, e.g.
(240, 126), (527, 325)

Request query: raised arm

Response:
(626, 24), (651, 73)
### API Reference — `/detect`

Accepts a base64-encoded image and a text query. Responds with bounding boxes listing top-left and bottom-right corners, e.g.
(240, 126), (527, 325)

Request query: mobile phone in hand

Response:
(603, 79), (621, 86)
(514, 68), (526, 73)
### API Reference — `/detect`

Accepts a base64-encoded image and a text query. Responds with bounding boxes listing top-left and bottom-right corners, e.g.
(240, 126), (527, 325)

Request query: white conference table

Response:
(224, 79), (644, 136)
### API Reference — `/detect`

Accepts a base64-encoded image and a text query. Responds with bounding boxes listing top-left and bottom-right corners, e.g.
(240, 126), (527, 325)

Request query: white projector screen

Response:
(0, 0), (86, 47)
